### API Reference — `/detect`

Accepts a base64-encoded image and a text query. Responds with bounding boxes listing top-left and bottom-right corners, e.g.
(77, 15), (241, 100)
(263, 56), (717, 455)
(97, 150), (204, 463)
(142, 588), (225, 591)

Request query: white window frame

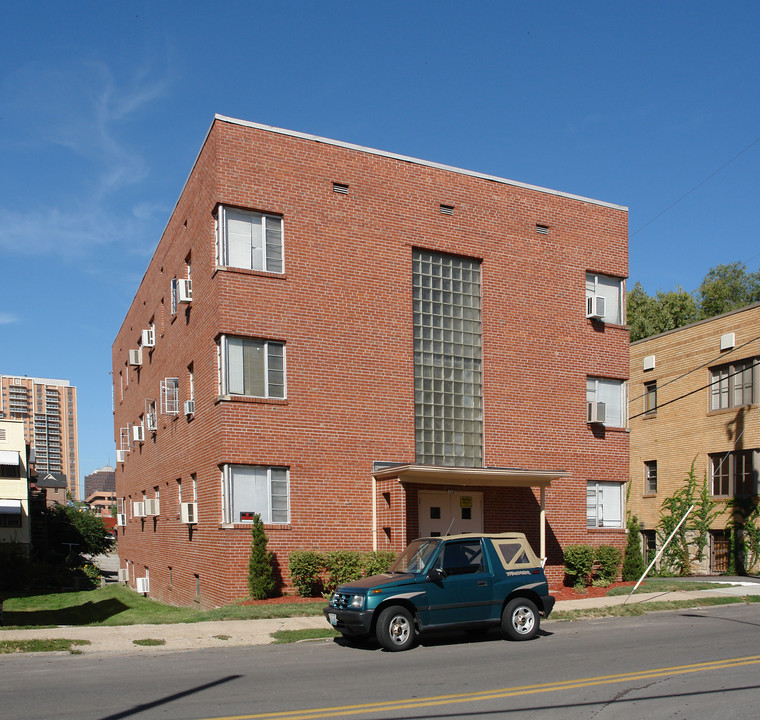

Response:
(587, 481), (624, 529)
(586, 273), (624, 325)
(160, 378), (180, 415)
(219, 335), (286, 399)
(587, 377), (627, 428)
(221, 464), (290, 525)
(216, 205), (284, 273)
(170, 278), (178, 315)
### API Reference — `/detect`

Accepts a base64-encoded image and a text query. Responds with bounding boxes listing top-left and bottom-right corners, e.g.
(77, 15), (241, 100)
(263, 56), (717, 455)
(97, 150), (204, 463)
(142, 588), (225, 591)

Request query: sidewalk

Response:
(2, 582), (759, 656)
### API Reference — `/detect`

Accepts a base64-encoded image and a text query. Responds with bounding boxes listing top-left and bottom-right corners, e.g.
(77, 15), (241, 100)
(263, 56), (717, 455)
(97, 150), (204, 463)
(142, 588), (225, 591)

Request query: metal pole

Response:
(624, 503), (694, 604)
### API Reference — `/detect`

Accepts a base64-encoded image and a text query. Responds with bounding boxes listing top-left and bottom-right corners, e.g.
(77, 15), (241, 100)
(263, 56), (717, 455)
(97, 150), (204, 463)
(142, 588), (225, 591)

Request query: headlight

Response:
(349, 594), (364, 609)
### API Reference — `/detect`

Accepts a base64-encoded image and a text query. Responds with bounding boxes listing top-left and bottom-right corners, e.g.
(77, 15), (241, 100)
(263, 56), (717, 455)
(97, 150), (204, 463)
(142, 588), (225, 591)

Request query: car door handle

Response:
(477, 581), (487, 587)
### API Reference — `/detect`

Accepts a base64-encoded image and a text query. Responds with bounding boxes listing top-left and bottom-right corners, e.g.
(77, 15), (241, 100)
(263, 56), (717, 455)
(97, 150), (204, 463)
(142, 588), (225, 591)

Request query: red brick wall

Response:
(113, 118), (628, 607)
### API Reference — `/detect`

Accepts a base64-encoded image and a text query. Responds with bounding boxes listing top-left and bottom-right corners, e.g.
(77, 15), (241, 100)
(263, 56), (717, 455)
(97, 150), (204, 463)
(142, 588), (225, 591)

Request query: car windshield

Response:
(389, 538), (441, 574)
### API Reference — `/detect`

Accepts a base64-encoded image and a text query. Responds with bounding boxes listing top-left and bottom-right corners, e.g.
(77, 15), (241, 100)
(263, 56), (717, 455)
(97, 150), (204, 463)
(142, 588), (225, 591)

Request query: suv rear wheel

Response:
(376, 605), (415, 651)
(502, 598), (539, 641)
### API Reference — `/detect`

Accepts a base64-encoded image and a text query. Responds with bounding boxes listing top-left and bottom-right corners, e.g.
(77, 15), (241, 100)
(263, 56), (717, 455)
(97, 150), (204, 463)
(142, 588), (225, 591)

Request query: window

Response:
(644, 461), (657, 494)
(216, 206), (284, 273)
(220, 336), (285, 399)
(438, 541), (483, 575)
(710, 358), (757, 410)
(586, 377), (626, 428)
(0, 511), (22, 528)
(412, 249), (483, 466)
(644, 381), (657, 415)
(170, 278), (178, 315)
(160, 378), (180, 415)
(586, 273), (624, 325)
(222, 465), (289, 524)
(586, 481), (624, 528)
(710, 450), (758, 498)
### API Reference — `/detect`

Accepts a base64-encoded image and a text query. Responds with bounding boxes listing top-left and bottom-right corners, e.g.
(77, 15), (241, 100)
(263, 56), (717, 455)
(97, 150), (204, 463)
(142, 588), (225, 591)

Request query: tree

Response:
(697, 262), (760, 320)
(627, 282), (698, 342)
(45, 504), (114, 559)
(247, 513), (275, 599)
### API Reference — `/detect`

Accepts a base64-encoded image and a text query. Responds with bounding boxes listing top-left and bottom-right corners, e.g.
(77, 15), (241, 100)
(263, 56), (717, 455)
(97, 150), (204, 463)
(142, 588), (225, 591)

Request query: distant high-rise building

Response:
(84, 465), (116, 498)
(0, 375), (80, 501)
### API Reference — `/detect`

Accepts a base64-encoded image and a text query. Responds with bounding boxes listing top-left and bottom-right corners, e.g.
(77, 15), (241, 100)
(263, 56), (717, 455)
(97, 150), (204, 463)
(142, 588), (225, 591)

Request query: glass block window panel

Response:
(412, 249), (483, 466)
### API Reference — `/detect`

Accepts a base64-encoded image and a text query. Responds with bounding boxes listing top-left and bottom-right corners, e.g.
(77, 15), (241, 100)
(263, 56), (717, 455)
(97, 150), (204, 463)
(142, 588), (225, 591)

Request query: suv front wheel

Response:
(376, 605), (415, 651)
(502, 598), (539, 641)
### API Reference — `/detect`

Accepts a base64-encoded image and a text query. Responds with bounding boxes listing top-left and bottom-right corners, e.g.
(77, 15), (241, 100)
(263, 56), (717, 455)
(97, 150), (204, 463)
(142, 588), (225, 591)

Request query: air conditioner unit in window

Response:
(129, 348), (143, 366)
(116, 449), (127, 463)
(184, 400), (195, 416)
(145, 498), (160, 516)
(587, 401), (606, 424)
(133, 501), (146, 518)
(132, 425), (145, 443)
(136, 577), (150, 594)
(180, 502), (198, 524)
(116, 513), (126, 527)
(178, 279), (193, 303)
(141, 328), (155, 348)
(586, 295), (606, 320)
(117, 568), (129, 583)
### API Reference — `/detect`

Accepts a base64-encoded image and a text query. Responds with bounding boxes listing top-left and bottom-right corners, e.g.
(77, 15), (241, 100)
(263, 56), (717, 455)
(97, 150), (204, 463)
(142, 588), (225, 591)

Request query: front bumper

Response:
(323, 606), (374, 637)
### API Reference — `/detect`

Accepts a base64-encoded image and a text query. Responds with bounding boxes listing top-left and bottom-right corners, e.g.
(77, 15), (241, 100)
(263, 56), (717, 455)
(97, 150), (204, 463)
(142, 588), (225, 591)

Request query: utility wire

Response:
(631, 135), (760, 237)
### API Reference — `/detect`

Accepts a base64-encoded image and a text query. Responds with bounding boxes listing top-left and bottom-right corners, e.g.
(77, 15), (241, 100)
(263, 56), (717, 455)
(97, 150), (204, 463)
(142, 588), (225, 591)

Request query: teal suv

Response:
(324, 532), (555, 651)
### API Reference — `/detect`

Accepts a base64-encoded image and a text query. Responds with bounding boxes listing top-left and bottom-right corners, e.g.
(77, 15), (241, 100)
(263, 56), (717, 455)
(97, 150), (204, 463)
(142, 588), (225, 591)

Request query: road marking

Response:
(201, 654), (760, 720)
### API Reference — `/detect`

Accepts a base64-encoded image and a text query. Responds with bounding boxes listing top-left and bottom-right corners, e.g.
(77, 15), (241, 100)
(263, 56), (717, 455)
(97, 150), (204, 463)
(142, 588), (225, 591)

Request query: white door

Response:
(419, 491), (483, 537)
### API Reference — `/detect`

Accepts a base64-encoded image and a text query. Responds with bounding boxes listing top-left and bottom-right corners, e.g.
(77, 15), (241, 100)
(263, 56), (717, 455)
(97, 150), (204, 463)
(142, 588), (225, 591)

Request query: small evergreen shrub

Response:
(247, 514), (275, 599)
(563, 544), (595, 588)
(622, 516), (646, 581)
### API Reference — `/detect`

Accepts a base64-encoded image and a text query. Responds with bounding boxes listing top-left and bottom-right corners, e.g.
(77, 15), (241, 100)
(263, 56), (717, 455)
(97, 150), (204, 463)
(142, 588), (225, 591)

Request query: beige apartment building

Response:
(0, 419), (31, 552)
(0, 375), (80, 501)
(629, 303), (760, 574)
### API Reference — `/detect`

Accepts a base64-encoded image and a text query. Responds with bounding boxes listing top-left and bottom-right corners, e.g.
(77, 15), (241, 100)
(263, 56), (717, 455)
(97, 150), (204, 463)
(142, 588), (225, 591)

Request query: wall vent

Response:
(536, 224), (549, 234)
(332, 182), (349, 194)
(440, 204), (454, 215)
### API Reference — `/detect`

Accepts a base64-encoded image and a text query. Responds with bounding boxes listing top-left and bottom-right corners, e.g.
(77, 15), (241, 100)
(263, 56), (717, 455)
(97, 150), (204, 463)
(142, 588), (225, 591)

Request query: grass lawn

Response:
(1, 585), (325, 629)
(606, 579), (741, 595)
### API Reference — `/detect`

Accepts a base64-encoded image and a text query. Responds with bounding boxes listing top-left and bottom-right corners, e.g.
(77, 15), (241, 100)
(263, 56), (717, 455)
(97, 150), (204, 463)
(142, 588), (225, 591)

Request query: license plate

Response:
(328, 613), (337, 626)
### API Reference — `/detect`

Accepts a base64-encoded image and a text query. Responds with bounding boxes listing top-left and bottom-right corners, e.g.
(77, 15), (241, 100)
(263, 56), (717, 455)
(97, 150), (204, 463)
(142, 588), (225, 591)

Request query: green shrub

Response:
(362, 550), (396, 577)
(564, 544), (595, 588)
(622, 516), (646, 581)
(594, 545), (622, 584)
(289, 551), (324, 597)
(324, 550), (364, 592)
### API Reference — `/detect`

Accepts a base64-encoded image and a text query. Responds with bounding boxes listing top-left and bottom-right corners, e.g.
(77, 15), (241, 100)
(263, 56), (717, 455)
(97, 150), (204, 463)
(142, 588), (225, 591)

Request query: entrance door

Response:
(419, 491), (483, 537)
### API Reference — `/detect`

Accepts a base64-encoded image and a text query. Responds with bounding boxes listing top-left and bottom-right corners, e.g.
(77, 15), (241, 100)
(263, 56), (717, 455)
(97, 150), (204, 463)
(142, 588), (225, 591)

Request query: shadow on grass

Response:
(3, 597), (130, 627)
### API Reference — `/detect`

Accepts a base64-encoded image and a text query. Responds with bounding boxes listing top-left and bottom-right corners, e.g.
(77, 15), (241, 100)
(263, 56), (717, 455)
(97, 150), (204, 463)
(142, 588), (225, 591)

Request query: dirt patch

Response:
(551, 581), (635, 602)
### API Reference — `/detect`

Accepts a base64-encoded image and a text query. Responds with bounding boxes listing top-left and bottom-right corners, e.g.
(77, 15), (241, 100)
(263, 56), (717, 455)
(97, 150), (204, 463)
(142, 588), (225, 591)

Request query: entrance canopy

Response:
(371, 464), (569, 559)
(372, 463), (566, 488)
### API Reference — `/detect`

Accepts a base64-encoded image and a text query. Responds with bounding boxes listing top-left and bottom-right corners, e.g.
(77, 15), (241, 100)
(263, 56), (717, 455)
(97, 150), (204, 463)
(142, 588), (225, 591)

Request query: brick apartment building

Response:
(113, 115), (629, 607)
(629, 303), (760, 573)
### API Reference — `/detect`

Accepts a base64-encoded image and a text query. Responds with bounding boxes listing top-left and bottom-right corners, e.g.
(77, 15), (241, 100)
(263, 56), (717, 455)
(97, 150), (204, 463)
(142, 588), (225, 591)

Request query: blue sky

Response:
(1, 2), (758, 493)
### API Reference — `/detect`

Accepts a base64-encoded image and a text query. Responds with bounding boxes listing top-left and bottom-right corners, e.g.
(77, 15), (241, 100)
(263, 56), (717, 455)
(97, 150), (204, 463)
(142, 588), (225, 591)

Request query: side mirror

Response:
(427, 567), (446, 586)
